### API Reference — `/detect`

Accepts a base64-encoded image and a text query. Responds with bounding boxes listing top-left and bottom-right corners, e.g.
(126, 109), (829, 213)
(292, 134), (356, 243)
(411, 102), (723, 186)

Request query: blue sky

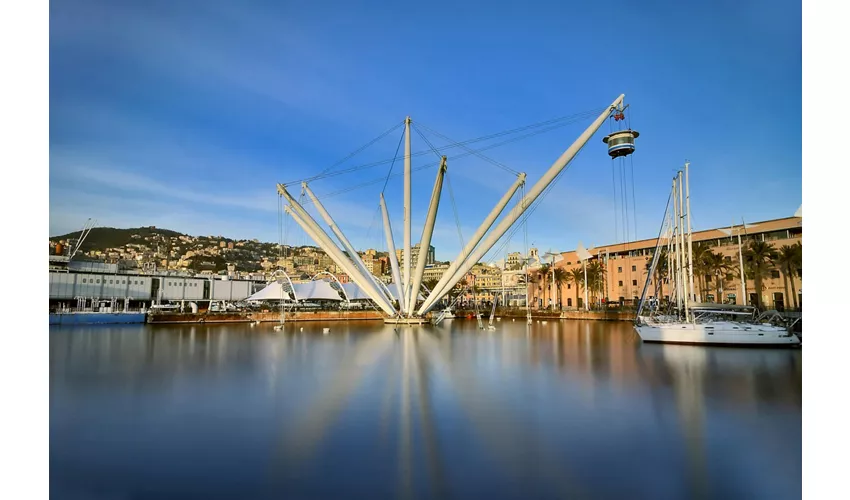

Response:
(49, 0), (801, 262)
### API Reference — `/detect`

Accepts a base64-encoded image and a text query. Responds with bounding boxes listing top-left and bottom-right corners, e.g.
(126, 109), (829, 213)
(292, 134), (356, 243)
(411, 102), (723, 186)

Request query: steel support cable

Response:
(480, 145), (588, 267)
(412, 124), (444, 160)
(414, 122), (520, 176)
(630, 154), (638, 243)
(283, 108), (605, 186)
(315, 120), (404, 178)
(445, 171), (466, 249)
(301, 119), (593, 205)
(381, 128), (406, 194)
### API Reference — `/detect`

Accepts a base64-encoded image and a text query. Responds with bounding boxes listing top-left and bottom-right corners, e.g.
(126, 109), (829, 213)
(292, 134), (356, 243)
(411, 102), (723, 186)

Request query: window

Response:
(631, 265), (636, 272)
(566, 261), (572, 265)
(726, 274), (735, 282)
(632, 280), (637, 286)
(724, 256), (732, 262)
(567, 284), (571, 289)
(82, 278), (86, 283)
(618, 280), (623, 286)
(705, 275), (712, 283)
(618, 267), (623, 273)
(770, 270), (781, 279)
(109, 280), (113, 284)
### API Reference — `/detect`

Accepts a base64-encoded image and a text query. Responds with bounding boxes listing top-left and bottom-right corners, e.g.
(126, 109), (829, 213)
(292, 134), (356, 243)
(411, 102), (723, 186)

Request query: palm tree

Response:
(645, 248), (669, 301)
(702, 250), (731, 303)
(743, 240), (778, 310)
(586, 260), (606, 307)
(423, 278), (440, 295)
(538, 264), (551, 309)
(773, 242), (802, 310)
(552, 267), (568, 310)
(689, 242), (712, 300)
(567, 267), (584, 309)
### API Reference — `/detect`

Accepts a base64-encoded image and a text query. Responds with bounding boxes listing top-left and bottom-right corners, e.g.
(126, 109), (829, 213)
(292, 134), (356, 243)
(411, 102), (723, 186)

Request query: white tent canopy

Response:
(246, 281), (291, 302)
(341, 282), (373, 301)
(292, 281), (343, 301)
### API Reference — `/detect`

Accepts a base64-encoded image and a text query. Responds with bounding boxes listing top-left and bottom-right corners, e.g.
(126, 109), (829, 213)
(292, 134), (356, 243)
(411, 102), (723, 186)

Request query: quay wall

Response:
(147, 310), (384, 324)
(455, 309), (633, 322)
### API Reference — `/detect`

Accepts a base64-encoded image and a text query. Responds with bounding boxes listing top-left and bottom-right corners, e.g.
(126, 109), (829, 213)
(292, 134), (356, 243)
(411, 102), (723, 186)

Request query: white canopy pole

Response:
(406, 156), (447, 315)
(418, 94), (625, 315)
(417, 173), (526, 313)
(403, 116), (412, 295)
(278, 185), (397, 316)
(380, 193), (405, 311)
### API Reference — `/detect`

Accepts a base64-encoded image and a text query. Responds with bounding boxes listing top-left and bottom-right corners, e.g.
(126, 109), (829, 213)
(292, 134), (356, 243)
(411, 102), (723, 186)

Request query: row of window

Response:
(167, 282), (199, 287)
(617, 266), (638, 273)
(618, 280), (639, 287)
(79, 278), (146, 285)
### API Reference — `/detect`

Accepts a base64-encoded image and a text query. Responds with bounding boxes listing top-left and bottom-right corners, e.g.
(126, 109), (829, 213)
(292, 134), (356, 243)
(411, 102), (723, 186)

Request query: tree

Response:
(552, 267), (567, 310)
(646, 248), (669, 301)
(586, 260), (606, 307)
(423, 278), (440, 296)
(743, 240), (778, 309)
(538, 264), (551, 308)
(702, 250), (732, 303)
(567, 267), (584, 309)
(685, 241), (718, 301)
(773, 242), (802, 309)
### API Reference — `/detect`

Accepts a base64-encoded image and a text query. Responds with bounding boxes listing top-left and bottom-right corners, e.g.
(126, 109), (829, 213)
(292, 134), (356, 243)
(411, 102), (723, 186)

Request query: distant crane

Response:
(67, 218), (97, 260)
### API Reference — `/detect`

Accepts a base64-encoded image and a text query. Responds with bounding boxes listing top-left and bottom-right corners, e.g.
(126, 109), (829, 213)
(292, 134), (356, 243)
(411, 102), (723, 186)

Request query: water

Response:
(50, 320), (801, 500)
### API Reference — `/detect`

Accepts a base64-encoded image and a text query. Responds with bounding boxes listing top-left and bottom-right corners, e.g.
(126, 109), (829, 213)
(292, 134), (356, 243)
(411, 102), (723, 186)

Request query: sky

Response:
(49, 0), (801, 263)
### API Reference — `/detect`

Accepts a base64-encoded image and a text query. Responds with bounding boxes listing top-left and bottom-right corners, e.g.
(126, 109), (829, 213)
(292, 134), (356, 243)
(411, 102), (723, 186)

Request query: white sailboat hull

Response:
(634, 320), (800, 347)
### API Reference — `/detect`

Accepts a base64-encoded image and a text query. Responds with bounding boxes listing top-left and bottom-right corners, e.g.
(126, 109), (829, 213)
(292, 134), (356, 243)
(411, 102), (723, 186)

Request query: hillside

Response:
(50, 226), (186, 253)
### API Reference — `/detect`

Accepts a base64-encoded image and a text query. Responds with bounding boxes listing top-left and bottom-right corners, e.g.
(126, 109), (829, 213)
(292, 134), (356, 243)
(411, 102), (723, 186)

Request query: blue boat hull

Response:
(49, 312), (147, 326)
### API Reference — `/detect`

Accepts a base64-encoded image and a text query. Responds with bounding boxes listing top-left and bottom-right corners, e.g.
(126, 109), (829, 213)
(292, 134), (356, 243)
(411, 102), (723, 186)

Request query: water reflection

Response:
(50, 321), (801, 499)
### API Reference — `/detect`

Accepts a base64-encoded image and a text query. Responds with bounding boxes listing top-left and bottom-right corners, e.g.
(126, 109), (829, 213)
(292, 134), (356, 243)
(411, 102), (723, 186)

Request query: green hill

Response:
(50, 226), (185, 253)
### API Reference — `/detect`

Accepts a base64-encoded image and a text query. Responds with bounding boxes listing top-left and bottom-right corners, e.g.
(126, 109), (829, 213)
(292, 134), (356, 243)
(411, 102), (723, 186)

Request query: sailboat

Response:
(634, 162), (800, 347)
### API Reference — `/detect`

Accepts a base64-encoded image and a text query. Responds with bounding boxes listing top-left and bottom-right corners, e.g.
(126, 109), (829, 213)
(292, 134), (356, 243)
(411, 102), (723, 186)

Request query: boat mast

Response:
(403, 116), (412, 298)
(670, 178), (679, 311)
(677, 171), (689, 321)
(685, 162), (696, 304)
(737, 219), (747, 306)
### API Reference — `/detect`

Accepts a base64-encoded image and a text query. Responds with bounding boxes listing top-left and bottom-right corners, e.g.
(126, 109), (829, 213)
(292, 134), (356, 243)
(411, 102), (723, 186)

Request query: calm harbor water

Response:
(50, 319), (801, 500)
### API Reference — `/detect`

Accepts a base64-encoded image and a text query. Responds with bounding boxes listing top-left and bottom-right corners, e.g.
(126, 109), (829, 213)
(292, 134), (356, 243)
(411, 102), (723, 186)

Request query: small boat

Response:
(440, 307), (455, 319)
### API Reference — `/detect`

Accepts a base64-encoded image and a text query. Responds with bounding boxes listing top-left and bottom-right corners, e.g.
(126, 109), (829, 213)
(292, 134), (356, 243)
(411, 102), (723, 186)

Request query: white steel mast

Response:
(418, 173), (526, 312)
(403, 116), (412, 296)
(685, 162), (696, 304)
(406, 156), (447, 315)
(418, 94), (626, 315)
(277, 185), (397, 316)
(302, 182), (383, 299)
(380, 193), (405, 312)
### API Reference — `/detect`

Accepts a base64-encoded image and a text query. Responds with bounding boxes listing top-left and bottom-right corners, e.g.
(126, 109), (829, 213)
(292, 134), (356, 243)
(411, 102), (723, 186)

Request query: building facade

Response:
(528, 216), (802, 311)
